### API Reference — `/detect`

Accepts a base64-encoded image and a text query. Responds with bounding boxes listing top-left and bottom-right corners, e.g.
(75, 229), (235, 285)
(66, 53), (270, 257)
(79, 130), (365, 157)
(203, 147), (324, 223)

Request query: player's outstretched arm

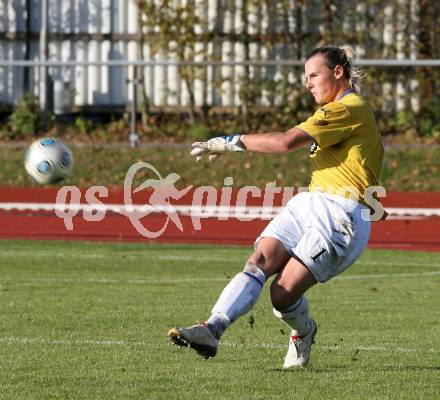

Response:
(190, 128), (312, 162)
(241, 127), (312, 154)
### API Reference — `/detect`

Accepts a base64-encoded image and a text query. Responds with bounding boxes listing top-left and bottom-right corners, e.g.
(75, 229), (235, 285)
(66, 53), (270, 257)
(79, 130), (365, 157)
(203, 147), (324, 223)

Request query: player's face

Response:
(305, 54), (341, 104)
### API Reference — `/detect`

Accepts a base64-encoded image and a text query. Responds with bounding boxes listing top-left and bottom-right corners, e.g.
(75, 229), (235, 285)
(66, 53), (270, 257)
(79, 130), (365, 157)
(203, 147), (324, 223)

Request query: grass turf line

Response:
(0, 240), (439, 399)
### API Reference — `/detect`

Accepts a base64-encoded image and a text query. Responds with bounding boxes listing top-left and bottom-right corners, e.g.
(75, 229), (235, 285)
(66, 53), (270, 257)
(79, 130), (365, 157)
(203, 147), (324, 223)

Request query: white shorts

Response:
(255, 192), (371, 283)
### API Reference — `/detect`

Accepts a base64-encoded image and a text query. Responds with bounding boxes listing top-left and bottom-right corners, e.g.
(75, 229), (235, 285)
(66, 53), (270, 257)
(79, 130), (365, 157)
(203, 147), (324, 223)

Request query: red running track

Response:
(0, 187), (439, 252)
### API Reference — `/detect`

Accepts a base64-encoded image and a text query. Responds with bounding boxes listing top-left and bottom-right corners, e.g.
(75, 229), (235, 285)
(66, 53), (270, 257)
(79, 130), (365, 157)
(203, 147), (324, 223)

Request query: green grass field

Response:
(0, 240), (439, 399)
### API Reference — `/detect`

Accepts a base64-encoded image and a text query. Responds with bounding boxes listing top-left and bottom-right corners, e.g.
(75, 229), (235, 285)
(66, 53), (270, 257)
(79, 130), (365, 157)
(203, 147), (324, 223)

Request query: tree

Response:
(136, 0), (204, 124)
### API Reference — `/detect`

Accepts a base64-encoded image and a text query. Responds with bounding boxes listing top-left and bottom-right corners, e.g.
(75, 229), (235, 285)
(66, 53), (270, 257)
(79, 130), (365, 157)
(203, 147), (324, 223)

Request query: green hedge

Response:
(1, 143), (439, 191)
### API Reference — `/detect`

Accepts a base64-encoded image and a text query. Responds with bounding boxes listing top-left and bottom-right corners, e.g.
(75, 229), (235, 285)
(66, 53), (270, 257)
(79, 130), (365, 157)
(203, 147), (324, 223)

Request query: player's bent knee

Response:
(243, 261), (266, 280)
(270, 281), (289, 310)
(247, 253), (289, 278)
(247, 251), (266, 272)
(270, 280), (303, 310)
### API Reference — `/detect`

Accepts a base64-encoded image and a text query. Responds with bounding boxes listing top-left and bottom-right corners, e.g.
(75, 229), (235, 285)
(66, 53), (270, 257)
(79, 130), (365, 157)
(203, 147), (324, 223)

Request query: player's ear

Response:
(334, 65), (344, 80)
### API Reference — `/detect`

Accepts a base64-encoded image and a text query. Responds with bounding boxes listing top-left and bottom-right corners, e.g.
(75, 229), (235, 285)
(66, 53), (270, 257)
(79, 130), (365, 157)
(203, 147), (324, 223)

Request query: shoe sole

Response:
(168, 328), (217, 360)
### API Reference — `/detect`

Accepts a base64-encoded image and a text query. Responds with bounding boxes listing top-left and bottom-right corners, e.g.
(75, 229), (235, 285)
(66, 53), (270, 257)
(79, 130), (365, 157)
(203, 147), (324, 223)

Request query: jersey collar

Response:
(338, 88), (355, 100)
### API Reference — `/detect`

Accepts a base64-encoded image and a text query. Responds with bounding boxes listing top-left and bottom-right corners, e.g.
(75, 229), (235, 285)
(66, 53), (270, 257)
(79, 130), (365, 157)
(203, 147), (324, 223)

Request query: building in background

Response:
(0, 0), (437, 115)
(1, 0), (139, 114)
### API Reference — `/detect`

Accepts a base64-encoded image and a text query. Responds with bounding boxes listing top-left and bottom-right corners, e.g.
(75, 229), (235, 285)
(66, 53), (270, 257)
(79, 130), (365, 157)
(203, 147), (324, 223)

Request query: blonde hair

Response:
(339, 45), (364, 92)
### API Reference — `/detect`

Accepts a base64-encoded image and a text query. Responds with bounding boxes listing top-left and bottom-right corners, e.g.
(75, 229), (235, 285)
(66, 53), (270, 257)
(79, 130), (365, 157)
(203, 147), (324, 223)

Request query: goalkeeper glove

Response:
(190, 134), (245, 162)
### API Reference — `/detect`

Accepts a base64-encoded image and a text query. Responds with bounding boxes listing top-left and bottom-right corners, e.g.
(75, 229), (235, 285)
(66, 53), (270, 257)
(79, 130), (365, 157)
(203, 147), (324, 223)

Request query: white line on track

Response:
(1, 202), (440, 218)
(0, 336), (436, 354)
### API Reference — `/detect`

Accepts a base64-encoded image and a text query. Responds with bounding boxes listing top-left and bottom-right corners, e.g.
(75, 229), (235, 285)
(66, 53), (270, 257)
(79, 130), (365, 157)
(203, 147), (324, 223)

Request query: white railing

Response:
(1, 59), (438, 117)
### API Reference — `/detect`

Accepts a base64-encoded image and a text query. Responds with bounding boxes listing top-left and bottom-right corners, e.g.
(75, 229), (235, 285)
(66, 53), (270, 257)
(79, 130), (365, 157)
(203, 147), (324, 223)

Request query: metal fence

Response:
(1, 59), (439, 114)
(1, 0), (439, 114)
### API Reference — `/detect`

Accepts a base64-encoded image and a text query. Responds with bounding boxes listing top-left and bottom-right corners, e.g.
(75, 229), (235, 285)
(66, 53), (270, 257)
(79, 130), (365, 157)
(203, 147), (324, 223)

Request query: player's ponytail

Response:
(306, 45), (365, 93)
(339, 45), (364, 93)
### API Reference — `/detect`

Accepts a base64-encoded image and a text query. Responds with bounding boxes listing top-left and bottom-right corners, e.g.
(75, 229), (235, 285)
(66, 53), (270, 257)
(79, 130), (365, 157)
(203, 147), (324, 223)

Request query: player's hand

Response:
(190, 134), (245, 162)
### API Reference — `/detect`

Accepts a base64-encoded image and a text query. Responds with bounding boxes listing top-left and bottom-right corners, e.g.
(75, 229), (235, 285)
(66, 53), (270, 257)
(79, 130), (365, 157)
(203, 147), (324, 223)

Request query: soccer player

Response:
(168, 45), (385, 368)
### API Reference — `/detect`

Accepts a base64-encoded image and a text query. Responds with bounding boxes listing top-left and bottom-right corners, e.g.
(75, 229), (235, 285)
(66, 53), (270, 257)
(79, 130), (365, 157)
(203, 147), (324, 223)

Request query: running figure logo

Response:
(124, 162), (193, 238)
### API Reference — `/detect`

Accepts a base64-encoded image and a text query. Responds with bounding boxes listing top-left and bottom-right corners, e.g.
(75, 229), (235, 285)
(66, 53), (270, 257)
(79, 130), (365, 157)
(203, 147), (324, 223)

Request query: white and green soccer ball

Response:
(24, 138), (74, 184)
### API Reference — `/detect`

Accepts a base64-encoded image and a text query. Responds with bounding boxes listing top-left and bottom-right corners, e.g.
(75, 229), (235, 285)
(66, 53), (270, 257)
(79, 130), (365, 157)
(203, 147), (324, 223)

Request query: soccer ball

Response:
(24, 138), (74, 184)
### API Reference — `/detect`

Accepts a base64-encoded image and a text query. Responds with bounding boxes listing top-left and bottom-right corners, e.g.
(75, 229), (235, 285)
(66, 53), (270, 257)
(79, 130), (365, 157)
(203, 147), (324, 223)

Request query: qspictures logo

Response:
(54, 162), (387, 239)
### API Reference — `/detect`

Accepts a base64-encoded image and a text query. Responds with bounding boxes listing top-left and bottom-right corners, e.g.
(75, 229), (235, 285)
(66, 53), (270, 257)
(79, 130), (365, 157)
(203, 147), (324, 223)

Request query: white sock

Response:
(273, 296), (311, 336)
(207, 262), (266, 339)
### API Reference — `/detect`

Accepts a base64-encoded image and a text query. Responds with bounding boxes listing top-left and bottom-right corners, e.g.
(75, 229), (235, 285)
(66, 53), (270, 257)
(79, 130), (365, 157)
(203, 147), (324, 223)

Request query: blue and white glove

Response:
(190, 134), (245, 162)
